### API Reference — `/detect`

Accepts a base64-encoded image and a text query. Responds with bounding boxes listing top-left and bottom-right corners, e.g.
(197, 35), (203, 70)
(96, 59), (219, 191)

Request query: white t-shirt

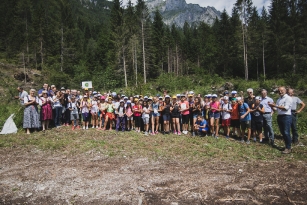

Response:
(221, 103), (232, 120)
(52, 96), (62, 107)
(91, 100), (98, 113)
(142, 107), (149, 118)
(70, 102), (78, 114)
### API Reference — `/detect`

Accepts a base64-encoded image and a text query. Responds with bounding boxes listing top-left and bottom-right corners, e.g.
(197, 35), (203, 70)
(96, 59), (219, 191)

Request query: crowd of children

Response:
(19, 84), (305, 151)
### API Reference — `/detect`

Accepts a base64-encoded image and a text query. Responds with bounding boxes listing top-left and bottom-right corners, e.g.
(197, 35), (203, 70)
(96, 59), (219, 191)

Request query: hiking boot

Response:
(282, 148), (291, 154)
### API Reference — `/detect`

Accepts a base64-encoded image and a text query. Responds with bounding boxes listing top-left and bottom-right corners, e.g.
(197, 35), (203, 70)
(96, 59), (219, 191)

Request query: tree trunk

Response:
(167, 46), (170, 73)
(26, 17), (29, 64)
(176, 44), (179, 76)
(293, 44), (296, 74)
(123, 47), (127, 88)
(245, 43), (248, 80)
(141, 20), (146, 84)
(262, 40), (266, 81)
(23, 52), (26, 83)
(40, 36), (44, 66)
(135, 43), (138, 86)
(61, 26), (64, 72)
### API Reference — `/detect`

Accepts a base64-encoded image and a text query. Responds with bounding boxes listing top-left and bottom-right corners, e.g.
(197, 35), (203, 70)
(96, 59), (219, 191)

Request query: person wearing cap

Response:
(250, 96), (265, 142)
(144, 96), (148, 102)
(171, 95), (181, 135)
(187, 93), (194, 135)
(68, 96), (80, 130)
(39, 90), (53, 131)
(158, 96), (164, 132)
(125, 100), (134, 131)
(209, 94), (221, 138)
(288, 88), (305, 145)
(102, 97), (116, 130)
(161, 95), (171, 134)
(90, 95), (99, 128)
(179, 95), (190, 135)
(191, 97), (202, 136)
(221, 96), (232, 139)
(142, 100), (150, 135)
(133, 98), (143, 133)
(230, 96), (241, 138)
(62, 89), (71, 126)
(116, 100), (126, 132)
(230, 91), (237, 101)
(260, 89), (275, 146)
(98, 96), (107, 130)
(151, 97), (161, 135)
(238, 97), (251, 143)
(80, 95), (91, 129)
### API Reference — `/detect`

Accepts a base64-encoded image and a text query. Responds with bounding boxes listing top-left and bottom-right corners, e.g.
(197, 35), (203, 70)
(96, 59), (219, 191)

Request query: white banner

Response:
(82, 81), (93, 89)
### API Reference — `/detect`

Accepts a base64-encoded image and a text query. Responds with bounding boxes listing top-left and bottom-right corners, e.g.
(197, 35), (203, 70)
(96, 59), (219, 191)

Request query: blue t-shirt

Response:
(196, 119), (209, 131)
(239, 103), (251, 121)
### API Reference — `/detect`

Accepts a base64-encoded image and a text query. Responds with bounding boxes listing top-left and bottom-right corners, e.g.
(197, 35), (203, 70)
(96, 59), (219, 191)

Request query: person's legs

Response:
(214, 118), (219, 137)
(263, 114), (274, 141)
(42, 120), (46, 131)
(210, 117), (215, 135)
(278, 115), (292, 150)
(291, 112), (298, 143)
(103, 115), (109, 130)
(116, 117), (120, 131)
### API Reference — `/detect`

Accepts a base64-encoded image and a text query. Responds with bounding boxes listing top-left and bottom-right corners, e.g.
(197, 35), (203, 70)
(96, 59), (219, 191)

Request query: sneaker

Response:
(177, 131), (181, 135)
(151, 132), (155, 135)
(246, 140), (251, 144)
(226, 136), (229, 139)
(253, 137), (257, 142)
(71, 126), (75, 130)
(173, 131), (177, 135)
(83, 126), (85, 130)
(192, 132), (195, 136)
(86, 126), (88, 130)
(76, 126), (80, 129)
(145, 131), (148, 136)
(215, 135), (218, 139)
(92, 126), (95, 128)
(241, 139), (245, 143)
(282, 148), (291, 154)
(155, 131), (158, 134)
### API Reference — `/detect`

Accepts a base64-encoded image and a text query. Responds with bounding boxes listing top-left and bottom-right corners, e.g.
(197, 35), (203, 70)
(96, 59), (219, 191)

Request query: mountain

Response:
(146, 0), (221, 27)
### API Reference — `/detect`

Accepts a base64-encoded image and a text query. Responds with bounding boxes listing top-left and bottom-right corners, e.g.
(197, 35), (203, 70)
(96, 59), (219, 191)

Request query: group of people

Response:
(17, 83), (305, 154)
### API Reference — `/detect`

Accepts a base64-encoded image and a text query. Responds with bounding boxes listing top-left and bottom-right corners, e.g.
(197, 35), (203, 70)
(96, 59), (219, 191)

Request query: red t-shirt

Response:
(180, 101), (189, 115)
(133, 105), (142, 117)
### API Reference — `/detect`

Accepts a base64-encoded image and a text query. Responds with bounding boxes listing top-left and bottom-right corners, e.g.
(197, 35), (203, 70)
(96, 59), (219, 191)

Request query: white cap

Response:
(207, 94), (212, 97)
(212, 94), (217, 98)
(124, 96), (128, 100)
(144, 96), (148, 99)
(237, 97), (242, 101)
(176, 94), (180, 97)
(165, 95), (170, 98)
(255, 96), (261, 100)
(93, 91), (97, 94)
(189, 91), (194, 95)
(231, 90), (237, 94)
(223, 96), (229, 100)
(127, 100), (131, 103)
(120, 100), (124, 103)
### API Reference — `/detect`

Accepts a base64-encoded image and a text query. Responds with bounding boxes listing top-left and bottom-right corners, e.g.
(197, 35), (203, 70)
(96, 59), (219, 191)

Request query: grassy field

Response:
(1, 127), (306, 162)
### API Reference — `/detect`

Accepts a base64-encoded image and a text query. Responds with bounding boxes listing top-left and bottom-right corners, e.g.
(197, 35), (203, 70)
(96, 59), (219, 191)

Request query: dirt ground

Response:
(0, 148), (307, 205)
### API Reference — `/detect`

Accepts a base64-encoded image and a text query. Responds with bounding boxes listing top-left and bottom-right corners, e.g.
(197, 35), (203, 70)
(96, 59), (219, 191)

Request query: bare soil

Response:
(0, 148), (307, 205)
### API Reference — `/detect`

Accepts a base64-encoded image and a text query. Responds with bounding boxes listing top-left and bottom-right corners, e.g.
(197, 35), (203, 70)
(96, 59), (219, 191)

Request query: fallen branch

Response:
(218, 198), (246, 202)
(283, 189), (296, 205)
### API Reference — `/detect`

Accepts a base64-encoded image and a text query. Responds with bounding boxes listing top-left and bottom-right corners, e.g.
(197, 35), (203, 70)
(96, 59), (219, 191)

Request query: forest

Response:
(1, 0), (307, 90)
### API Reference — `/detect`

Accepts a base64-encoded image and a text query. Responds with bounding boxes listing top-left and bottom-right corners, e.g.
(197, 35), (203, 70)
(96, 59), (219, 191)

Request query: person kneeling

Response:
(194, 115), (209, 137)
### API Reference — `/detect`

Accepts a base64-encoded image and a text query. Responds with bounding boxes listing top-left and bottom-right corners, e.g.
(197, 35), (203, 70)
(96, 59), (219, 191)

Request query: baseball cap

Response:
(84, 88), (88, 91)
(159, 96), (163, 99)
(255, 96), (261, 100)
(212, 94), (217, 98)
(237, 97), (242, 101)
(93, 91), (97, 94)
(144, 96), (148, 99)
(120, 100), (124, 103)
(181, 94), (186, 97)
(61, 87), (65, 90)
(224, 91), (229, 95)
(223, 96), (229, 100)
(83, 95), (87, 98)
(172, 95), (176, 99)
(188, 94), (193, 97)
(124, 96), (128, 100)
(165, 95), (170, 98)
(127, 100), (131, 104)
(100, 96), (105, 100)
(176, 94), (180, 97)
(231, 91), (237, 94)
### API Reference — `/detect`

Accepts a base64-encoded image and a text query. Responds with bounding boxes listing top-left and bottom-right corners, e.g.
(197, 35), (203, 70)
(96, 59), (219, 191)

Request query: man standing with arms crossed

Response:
(260, 89), (275, 146)
(269, 87), (293, 154)
(288, 89), (305, 145)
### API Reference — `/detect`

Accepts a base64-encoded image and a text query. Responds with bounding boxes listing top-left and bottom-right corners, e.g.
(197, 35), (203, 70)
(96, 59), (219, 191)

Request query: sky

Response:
(122, 0), (272, 15)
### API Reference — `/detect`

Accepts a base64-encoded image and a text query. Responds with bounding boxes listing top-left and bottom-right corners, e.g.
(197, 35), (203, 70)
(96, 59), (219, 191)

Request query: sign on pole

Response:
(82, 81), (93, 89)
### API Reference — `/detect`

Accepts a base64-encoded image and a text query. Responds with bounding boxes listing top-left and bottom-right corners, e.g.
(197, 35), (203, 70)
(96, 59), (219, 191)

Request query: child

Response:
(151, 97), (160, 135)
(230, 98), (241, 138)
(194, 115), (209, 136)
(142, 101), (150, 135)
(238, 97), (251, 144)
(116, 100), (126, 132)
(103, 97), (115, 131)
(91, 96), (98, 128)
(80, 95), (91, 129)
(251, 96), (265, 142)
(98, 96), (107, 130)
(69, 96), (80, 130)
(126, 100), (133, 131)
(221, 96), (232, 139)
(133, 99), (142, 133)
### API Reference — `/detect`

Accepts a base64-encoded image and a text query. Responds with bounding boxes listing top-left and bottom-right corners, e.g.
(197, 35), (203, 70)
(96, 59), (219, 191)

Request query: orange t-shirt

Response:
(231, 103), (239, 120)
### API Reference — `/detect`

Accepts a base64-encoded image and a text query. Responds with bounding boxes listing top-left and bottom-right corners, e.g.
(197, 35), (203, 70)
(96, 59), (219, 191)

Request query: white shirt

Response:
(142, 107), (150, 118)
(52, 96), (62, 107)
(276, 94), (292, 115)
(221, 103), (232, 120)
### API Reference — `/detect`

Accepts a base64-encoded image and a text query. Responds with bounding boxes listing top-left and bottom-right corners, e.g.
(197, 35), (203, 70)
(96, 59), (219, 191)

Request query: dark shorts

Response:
(222, 119), (231, 127)
(82, 112), (89, 122)
(231, 119), (240, 128)
(252, 120), (263, 131)
(163, 114), (170, 121)
(240, 120), (251, 130)
(182, 114), (189, 124)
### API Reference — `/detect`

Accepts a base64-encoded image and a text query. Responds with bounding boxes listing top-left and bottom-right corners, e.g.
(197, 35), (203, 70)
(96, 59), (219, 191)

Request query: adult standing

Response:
(260, 89), (275, 146)
(23, 89), (40, 134)
(38, 83), (49, 97)
(288, 89), (305, 145)
(53, 91), (63, 128)
(269, 86), (293, 154)
(15, 86), (28, 105)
